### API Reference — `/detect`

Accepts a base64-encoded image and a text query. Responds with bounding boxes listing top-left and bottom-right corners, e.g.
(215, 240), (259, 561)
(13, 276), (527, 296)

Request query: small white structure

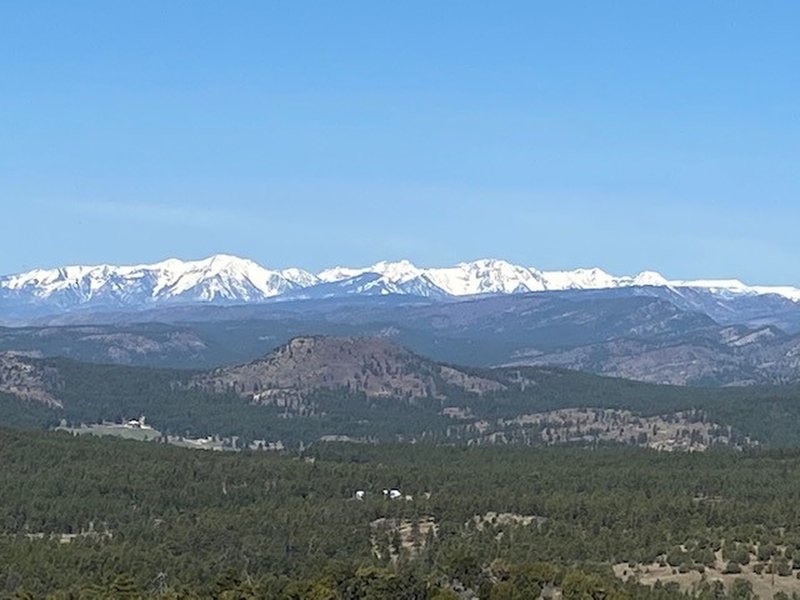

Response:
(355, 490), (366, 500)
(388, 489), (402, 500)
(124, 415), (152, 430)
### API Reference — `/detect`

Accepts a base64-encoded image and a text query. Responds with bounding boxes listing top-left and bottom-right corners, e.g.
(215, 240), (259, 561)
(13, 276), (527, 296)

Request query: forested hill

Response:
(4, 428), (800, 597)
(3, 337), (800, 448)
(191, 335), (506, 403)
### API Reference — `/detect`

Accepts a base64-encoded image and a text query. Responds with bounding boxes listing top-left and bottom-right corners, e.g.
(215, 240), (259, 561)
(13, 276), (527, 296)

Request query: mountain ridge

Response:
(4, 290), (800, 386)
(3, 254), (800, 319)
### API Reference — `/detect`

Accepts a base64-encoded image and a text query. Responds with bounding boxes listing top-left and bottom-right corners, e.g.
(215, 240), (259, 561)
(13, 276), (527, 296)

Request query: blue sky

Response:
(1, 1), (798, 283)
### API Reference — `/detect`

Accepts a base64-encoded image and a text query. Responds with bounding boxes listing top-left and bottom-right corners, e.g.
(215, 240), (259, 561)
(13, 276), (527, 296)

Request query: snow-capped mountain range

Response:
(2, 254), (800, 314)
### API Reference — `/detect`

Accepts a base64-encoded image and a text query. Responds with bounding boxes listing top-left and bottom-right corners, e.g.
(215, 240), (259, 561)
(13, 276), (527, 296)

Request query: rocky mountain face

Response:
(192, 336), (505, 407)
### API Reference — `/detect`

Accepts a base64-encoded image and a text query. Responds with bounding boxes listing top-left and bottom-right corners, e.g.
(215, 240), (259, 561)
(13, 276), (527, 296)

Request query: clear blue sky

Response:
(1, 1), (798, 283)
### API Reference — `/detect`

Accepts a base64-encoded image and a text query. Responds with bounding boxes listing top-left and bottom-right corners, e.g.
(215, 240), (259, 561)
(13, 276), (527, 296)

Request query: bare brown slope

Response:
(192, 336), (505, 404)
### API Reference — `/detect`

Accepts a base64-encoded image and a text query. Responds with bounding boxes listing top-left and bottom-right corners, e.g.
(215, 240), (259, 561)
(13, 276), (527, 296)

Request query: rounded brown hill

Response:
(193, 336), (505, 404)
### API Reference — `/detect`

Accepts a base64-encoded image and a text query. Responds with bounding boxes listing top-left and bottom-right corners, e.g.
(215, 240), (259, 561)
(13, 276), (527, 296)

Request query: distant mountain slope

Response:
(2, 289), (800, 386)
(0, 323), (212, 367)
(507, 326), (800, 386)
(3, 254), (800, 322)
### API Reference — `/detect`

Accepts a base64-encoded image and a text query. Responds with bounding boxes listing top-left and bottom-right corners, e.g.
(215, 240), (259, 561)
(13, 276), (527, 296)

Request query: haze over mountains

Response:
(2, 254), (800, 320)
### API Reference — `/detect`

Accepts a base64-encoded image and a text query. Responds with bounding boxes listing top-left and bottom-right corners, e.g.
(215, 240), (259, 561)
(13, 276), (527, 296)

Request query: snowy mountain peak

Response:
(426, 259), (547, 295)
(279, 268), (319, 288)
(631, 271), (670, 287)
(2, 255), (799, 317)
(0, 255), (317, 308)
(368, 260), (424, 282)
(317, 260), (424, 290)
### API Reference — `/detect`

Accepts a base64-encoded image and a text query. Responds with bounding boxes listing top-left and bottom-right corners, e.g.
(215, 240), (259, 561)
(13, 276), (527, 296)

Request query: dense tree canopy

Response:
(3, 430), (800, 597)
